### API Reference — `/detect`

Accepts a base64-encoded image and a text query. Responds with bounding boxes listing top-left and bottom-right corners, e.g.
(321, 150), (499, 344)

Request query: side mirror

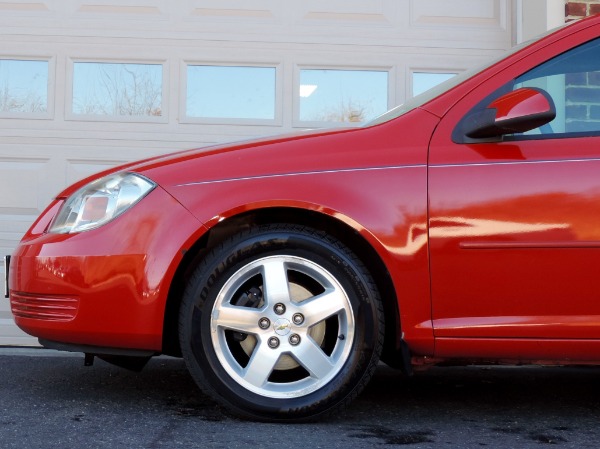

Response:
(462, 87), (556, 139)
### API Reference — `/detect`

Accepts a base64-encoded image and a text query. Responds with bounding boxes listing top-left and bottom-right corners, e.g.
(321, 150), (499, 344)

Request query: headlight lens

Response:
(48, 173), (156, 234)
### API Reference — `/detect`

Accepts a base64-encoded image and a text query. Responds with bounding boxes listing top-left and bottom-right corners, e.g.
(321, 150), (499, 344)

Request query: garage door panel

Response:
(0, 1), (51, 14)
(410, 0), (507, 29)
(0, 157), (51, 213)
(66, 159), (130, 185)
(299, 0), (391, 23)
(188, 0), (280, 21)
(0, 0), (515, 344)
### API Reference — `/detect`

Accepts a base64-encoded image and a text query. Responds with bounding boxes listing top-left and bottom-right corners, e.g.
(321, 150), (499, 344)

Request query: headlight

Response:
(48, 173), (156, 234)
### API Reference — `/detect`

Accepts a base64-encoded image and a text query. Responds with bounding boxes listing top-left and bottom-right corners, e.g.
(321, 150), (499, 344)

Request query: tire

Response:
(179, 224), (384, 421)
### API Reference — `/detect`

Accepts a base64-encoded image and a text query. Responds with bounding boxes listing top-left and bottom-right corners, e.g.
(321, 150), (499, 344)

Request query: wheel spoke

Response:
(261, 259), (291, 305)
(300, 288), (347, 325)
(242, 341), (280, 387)
(294, 339), (335, 379)
(212, 305), (262, 334)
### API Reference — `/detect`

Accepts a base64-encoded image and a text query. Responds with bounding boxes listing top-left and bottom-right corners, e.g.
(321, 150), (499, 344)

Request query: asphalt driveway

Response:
(1, 347), (600, 448)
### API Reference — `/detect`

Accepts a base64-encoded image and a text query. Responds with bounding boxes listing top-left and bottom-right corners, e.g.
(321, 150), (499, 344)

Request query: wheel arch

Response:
(161, 206), (403, 369)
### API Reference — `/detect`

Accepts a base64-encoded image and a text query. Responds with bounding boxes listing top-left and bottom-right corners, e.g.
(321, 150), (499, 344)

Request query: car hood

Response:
(54, 128), (345, 197)
(57, 108), (435, 197)
(130, 127), (360, 185)
(133, 110), (432, 189)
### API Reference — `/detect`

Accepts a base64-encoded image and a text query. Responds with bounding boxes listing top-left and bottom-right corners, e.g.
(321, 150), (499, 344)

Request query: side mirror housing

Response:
(462, 87), (556, 140)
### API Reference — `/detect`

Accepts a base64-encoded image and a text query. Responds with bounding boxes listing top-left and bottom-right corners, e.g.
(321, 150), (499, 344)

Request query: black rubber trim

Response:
(39, 338), (158, 357)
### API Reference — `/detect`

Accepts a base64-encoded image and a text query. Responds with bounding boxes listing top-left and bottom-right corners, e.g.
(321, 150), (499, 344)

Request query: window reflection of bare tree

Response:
(0, 83), (46, 113)
(313, 98), (369, 123)
(74, 64), (162, 117)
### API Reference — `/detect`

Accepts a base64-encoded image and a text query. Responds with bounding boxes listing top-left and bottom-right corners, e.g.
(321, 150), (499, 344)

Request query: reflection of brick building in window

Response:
(564, 1), (600, 133)
(566, 71), (600, 132)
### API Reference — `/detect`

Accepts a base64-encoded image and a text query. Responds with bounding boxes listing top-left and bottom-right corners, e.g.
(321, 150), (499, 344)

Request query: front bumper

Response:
(8, 186), (206, 352)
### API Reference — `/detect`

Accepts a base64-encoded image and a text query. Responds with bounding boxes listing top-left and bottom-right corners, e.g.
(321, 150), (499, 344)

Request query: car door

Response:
(428, 33), (600, 352)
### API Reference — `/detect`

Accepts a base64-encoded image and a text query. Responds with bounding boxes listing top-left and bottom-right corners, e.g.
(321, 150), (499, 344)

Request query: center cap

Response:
(273, 318), (292, 336)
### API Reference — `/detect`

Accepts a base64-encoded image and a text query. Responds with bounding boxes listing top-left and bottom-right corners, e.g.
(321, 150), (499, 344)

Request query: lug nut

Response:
(258, 318), (270, 330)
(292, 313), (304, 325)
(274, 303), (286, 315)
(289, 334), (301, 346)
(268, 337), (280, 349)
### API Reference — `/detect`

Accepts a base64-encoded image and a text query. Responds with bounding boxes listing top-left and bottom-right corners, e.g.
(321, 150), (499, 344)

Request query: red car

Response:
(6, 14), (600, 421)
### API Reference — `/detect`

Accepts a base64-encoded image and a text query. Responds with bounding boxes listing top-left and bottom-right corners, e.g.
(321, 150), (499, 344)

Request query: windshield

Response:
(365, 23), (574, 127)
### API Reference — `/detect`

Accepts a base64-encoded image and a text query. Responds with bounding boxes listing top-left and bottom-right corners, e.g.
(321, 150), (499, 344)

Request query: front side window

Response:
(0, 59), (48, 114)
(462, 37), (600, 141)
(512, 37), (600, 136)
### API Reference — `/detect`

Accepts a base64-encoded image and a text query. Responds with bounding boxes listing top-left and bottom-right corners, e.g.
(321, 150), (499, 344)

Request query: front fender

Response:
(164, 165), (434, 355)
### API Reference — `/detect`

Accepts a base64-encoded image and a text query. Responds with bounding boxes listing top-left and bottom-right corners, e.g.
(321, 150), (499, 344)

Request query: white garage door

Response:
(0, 0), (514, 345)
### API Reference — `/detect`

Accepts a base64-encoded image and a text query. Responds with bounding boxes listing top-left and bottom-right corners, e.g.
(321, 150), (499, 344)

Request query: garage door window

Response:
(298, 69), (388, 125)
(72, 62), (163, 118)
(186, 65), (276, 121)
(0, 59), (48, 115)
(412, 72), (457, 97)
